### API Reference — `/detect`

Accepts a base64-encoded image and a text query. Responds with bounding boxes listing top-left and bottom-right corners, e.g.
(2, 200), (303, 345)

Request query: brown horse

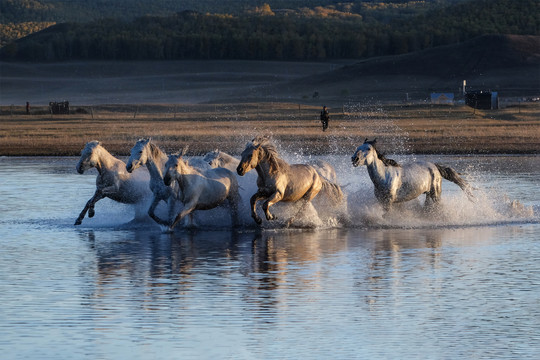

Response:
(237, 136), (343, 226)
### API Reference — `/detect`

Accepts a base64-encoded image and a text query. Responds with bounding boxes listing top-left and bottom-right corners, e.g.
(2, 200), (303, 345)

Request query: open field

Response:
(1, 102), (538, 156)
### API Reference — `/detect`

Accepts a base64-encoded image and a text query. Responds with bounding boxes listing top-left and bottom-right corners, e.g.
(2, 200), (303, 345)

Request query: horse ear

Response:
(363, 138), (368, 143)
(372, 138), (377, 144)
(181, 145), (189, 156)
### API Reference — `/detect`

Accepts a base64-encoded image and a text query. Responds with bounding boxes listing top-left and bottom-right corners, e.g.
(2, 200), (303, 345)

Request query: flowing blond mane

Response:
(251, 136), (287, 174)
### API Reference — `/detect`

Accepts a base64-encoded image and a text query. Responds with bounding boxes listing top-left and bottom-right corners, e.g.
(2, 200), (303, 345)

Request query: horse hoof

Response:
(265, 213), (277, 221)
(74, 219), (82, 226)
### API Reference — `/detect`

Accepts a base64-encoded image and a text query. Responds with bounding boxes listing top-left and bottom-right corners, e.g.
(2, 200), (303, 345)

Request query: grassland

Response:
(0, 102), (538, 156)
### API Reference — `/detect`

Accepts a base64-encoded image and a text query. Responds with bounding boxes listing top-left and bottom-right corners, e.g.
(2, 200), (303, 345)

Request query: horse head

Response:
(163, 154), (179, 186)
(163, 147), (189, 186)
(203, 149), (220, 168)
(76, 140), (101, 174)
(237, 141), (262, 176)
(352, 138), (400, 168)
(126, 138), (151, 173)
(351, 138), (377, 167)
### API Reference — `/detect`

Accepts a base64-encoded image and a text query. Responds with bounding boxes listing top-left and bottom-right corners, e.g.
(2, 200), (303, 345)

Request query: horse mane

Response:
(147, 141), (167, 160)
(251, 136), (287, 174)
(365, 139), (401, 167)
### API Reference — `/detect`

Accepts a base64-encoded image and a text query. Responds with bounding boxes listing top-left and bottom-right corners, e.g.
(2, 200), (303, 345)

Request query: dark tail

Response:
(435, 163), (475, 202)
(319, 179), (345, 205)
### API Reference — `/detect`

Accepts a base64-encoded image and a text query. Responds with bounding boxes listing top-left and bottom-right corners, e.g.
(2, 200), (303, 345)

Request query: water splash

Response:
(76, 152), (538, 231)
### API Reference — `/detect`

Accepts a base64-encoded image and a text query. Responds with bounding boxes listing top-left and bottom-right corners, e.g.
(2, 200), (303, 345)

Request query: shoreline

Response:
(1, 102), (539, 157)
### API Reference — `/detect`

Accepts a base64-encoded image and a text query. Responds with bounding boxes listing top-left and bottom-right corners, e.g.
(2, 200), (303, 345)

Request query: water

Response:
(1, 155), (539, 359)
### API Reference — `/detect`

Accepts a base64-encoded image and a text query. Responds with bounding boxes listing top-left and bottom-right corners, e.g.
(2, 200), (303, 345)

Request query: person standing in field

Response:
(320, 105), (329, 131)
(26, 102), (30, 114)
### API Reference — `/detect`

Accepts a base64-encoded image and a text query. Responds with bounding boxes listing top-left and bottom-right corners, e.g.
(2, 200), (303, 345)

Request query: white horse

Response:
(351, 138), (474, 212)
(74, 140), (150, 225)
(126, 138), (178, 226)
(310, 159), (338, 183)
(203, 149), (240, 172)
(163, 151), (240, 230)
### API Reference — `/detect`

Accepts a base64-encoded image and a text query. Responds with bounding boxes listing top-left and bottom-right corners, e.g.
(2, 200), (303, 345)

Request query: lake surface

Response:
(1, 155), (539, 359)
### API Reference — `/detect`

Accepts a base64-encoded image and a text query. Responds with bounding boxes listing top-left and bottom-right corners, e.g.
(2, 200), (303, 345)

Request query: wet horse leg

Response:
(250, 191), (267, 225)
(228, 192), (241, 228)
(147, 195), (170, 227)
(170, 199), (198, 229)
(75, 190), (104, 225)
(262, 191), (283, 222)
(424, 179), (442, 212)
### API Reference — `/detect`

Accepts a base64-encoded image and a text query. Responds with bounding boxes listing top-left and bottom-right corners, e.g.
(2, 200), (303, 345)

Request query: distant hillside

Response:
(1, 0), (537, 61)
(266, 35), (540, 102)
(0, 0), (466, 47)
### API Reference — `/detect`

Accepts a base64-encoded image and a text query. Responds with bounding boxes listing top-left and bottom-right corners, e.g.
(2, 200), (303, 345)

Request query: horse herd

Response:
(75, 136), (474, 230)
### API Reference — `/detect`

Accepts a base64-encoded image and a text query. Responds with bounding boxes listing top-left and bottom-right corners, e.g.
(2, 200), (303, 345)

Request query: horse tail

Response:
(319, 178), (345, 205)
(435, 163), (475, 202)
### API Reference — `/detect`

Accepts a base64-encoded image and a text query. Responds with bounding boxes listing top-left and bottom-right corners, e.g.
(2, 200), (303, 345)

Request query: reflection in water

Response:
(75, 225), (540, 354)
(0, 224), (538, 359)
(78, 229), (351, 321)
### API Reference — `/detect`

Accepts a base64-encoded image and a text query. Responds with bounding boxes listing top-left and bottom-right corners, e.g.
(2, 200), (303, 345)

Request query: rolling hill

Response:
(265, 35), (540, 103)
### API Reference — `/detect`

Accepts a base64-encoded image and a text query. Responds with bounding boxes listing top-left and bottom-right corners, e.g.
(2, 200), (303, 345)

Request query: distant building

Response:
(431, 93), (454, 105)
(465, 91), (498, 110)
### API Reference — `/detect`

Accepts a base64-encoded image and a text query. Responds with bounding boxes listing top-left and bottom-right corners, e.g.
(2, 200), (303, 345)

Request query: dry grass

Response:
(0, 102), (538, 156)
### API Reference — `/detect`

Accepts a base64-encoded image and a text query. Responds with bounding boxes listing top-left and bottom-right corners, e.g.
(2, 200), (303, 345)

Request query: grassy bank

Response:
(0, 102), (538, 156)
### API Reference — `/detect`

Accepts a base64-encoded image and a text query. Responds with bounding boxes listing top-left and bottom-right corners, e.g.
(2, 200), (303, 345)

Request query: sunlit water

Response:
(1, 155), (539, 359)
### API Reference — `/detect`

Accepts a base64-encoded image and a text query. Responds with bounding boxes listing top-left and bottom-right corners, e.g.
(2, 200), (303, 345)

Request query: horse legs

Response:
(166, 197), (177, 225)
(262, 191), (284, 222)
(228, 192), (241, 228)
(148, 196), (170, 227)
(424, 180), (442, 212)
(170, 200), (198, 230)
(250, 192), (267, 225)
(75, 190), (104, 225)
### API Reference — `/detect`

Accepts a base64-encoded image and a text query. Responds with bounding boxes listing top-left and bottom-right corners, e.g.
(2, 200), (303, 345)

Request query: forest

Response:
(0, 0), (538, 61)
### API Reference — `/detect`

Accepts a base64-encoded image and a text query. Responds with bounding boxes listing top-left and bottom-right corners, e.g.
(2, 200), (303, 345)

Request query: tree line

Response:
(1, 0), (537, 61)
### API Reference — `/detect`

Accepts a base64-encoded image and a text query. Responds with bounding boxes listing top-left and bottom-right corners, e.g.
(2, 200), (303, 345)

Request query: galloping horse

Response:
(237, 136), (343, 226)
(351, 138), (474, 212)
(74, 140), (150, 225)
(164, 150), (240, 230)
(203, 150), (240, 172)
(126, 138), (178, 226)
